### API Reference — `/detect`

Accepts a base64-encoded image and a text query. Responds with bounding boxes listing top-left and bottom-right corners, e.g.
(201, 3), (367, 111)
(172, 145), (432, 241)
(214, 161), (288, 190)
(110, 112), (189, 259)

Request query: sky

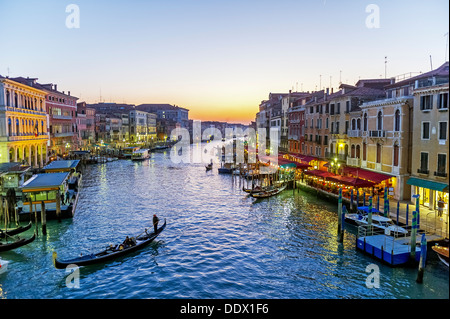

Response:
(0, 0), (448, 124)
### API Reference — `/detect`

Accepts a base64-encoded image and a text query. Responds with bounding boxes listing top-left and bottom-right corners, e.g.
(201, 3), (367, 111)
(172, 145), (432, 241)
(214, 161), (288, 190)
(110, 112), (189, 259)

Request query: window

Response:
(346, 101), (350, 113)
(326, 118), (329, 129)
(356, 145), (360, 158)
(363, 113), (368, 131)
(420, 95), (433, 110)
(336, 103), (341, 114)
(420, 152), (428, 173)
(376, 144), (381, 163)
(438, 93), (448, 109)
(363, 143), (367, 161)
(439, 122), (447, 140)
(394, 110), (401, 131)
(437, 154), (447, 175)
(377, 111), (383, 130)
(422, 122), (430, 139)
(393, 144), (399, 167)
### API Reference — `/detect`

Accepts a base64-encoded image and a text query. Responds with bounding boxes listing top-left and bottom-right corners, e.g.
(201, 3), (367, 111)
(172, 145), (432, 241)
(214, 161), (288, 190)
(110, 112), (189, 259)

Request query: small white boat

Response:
(131, 149), (150, 161)
(0, 258), (9, 274)
(356, 214), (408, 235)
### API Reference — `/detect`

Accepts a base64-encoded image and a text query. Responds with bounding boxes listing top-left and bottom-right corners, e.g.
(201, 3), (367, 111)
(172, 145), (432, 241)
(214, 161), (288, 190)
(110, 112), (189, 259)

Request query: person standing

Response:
(153, 214), (160, 233)
(437, 197), (445, 218)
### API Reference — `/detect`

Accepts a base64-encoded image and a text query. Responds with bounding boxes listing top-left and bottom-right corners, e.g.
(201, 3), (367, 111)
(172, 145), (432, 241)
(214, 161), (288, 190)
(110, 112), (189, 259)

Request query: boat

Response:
(0, 232), (36, 252)
(354, 214), (408, 235)
(242, 185), (265, 194)
(250, 184), (287, 198)
(205, 163), (213, 171)
(0, 221), (32, 238)
(131, 149), (150, 161)
(345, 206), (382, 226)
(52, 219), (166, 269)
(432, 245), (449, 267)
(218, 167), (233, 174)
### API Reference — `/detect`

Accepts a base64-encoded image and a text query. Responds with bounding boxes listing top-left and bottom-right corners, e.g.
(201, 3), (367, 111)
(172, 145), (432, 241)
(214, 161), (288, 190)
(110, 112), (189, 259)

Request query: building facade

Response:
(0, 76), (49, 167)
(408, 62), (449, 212)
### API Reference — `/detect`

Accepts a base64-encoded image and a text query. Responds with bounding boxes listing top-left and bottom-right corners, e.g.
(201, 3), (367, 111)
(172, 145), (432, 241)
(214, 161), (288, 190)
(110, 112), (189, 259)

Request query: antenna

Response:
(445, 32), (449, 62)
(430, 55), (433, 70)
(384, 56), (387, 78)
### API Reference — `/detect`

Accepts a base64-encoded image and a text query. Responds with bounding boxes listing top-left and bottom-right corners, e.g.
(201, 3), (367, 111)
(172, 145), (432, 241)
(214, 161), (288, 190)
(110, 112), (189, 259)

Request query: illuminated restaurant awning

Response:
(303, 170), (332, 178)
(326, 175), (375, 188)
(407, 177), (449, 192)
(343, 167), (392, 184)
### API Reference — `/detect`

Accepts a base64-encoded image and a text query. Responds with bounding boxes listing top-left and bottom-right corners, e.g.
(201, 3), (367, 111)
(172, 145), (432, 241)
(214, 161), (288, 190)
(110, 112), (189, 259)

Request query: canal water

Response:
(0, 147), (448, 299)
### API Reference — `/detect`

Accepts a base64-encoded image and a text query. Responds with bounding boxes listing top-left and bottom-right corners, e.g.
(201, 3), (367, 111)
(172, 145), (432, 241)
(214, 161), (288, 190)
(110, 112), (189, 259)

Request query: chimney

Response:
(54, 84), (58, 91)
(68, 91), (70, 96)
(331, 88), (334, 94)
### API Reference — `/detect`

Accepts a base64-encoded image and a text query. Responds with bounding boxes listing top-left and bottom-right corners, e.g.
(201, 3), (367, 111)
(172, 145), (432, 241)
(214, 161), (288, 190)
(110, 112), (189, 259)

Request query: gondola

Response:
(205, 163), (213, 171)
(0, 221), (32, 238)
(250, 184), (286, 198)
(0, 232), (36, 252)
(52, 219), (167, 269)
(432, 245), (449, 267)
(242, 185), (265, 194)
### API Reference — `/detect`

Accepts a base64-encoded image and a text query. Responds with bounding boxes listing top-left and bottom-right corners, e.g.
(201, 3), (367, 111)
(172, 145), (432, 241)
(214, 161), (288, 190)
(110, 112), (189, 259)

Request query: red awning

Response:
(303, 169), (332, 178)
(343, 167), (392, 184)
(326, 175), (375, 188)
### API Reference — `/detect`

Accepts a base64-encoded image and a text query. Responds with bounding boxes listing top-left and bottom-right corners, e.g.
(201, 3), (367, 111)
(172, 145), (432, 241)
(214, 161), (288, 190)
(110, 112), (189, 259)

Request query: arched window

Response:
(351, 144), (355, 158)
(376, 143), (382, 163)
(7, 118), (12, 136)
(393, 143), (399, 166)
(363, 142), (367, 161)
(377, 111), (383, 130)
(394, 109), (400, 131)
(357, 118), (361, 130)
(16, 119), (20, 134)
(14, 93), (18, 107)
(363, 113), (368, 131)
(6, 90), (10, 106)
(351, 119), (356, 130)
(356, 145), (361, 159)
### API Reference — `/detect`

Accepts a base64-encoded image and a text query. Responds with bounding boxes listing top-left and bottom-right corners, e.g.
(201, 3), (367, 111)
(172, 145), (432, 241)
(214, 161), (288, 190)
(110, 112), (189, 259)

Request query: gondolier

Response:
(153, 214), (160, 233)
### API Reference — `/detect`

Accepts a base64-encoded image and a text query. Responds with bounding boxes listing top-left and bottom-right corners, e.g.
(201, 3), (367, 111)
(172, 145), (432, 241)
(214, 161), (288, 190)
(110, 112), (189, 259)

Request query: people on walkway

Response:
(438, 197), (445, 218)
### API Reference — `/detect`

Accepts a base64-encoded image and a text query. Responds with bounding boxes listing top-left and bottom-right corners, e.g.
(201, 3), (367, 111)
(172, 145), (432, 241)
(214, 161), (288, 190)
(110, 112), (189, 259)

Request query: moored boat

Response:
(432, 245), (449, 267)
(131, 149), (150, 161)
(52, 219), (166, 269)
(353, 214), (408, 235)
(206, 163), (213, 171)
(250, 184), (286, 198)
(0, 221), (32, 238)
(0, 232), (36, 252)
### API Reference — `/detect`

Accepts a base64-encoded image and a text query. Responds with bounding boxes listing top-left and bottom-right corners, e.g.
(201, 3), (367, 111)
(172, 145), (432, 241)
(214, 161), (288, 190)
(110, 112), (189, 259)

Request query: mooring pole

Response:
(416, 233), (427, 284)
(337, 188), (343, 242)
(410, 210), (418, 261)
(41, 201), (47, 236)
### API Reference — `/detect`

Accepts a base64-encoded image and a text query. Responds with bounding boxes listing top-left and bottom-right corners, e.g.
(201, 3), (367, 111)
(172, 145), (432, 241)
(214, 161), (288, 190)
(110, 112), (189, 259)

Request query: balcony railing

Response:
(348, 130), (361, 138)
(347, 157), (360, 167)
(369, 130), (386, 138)
(417, 168), (429, 175)
(434, 171), (448, 177)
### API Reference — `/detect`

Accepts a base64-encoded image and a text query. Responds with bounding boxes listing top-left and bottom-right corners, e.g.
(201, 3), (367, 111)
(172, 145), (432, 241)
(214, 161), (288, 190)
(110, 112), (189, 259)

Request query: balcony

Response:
(53, 132), (74, 138)
(417, 168), (429, 175)
(369, 130), (386, 138)
(347, 130), (361, 138)
(346, 157), (360, 167)
(52, 114), (73, 120)
(434, 171), (448, 178)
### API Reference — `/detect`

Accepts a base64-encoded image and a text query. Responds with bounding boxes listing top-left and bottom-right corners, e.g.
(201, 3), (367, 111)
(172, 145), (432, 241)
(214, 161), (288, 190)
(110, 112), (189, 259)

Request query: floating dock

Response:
(356, 226), (444, 266)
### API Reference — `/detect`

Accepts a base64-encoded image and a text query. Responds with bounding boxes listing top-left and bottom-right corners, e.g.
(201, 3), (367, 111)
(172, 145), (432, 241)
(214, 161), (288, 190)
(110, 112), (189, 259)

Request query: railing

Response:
(347, 157), (360, 167)
(347, 130), (361, 138)
(325, 152), (347, 161)
(434, 171), (447, 177)
(369, 130), (386, 138)
(417, 168), (429, 175)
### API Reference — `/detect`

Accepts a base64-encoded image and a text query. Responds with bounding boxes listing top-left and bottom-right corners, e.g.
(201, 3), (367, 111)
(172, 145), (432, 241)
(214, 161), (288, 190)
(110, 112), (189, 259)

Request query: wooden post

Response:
(0, 196), (3, 226)
(337, 188), (343, 242)
(41, 201), (47, 236)
(368, 196), (373, 236)
(416, 233), (427, 283)
(350, 188), (354, 212)
(56, 190), (62, 222)
(34, 203), (38, 237)
(410, 210), (418, 261)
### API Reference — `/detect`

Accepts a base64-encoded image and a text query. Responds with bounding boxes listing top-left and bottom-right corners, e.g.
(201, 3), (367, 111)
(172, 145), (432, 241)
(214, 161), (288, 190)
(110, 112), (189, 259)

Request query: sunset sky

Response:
(0, 0), (448, 124)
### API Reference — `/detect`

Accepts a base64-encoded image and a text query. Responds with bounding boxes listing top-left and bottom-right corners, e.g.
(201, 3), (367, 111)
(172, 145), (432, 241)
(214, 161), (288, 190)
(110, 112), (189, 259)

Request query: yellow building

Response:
(0, 76), (49, 167)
